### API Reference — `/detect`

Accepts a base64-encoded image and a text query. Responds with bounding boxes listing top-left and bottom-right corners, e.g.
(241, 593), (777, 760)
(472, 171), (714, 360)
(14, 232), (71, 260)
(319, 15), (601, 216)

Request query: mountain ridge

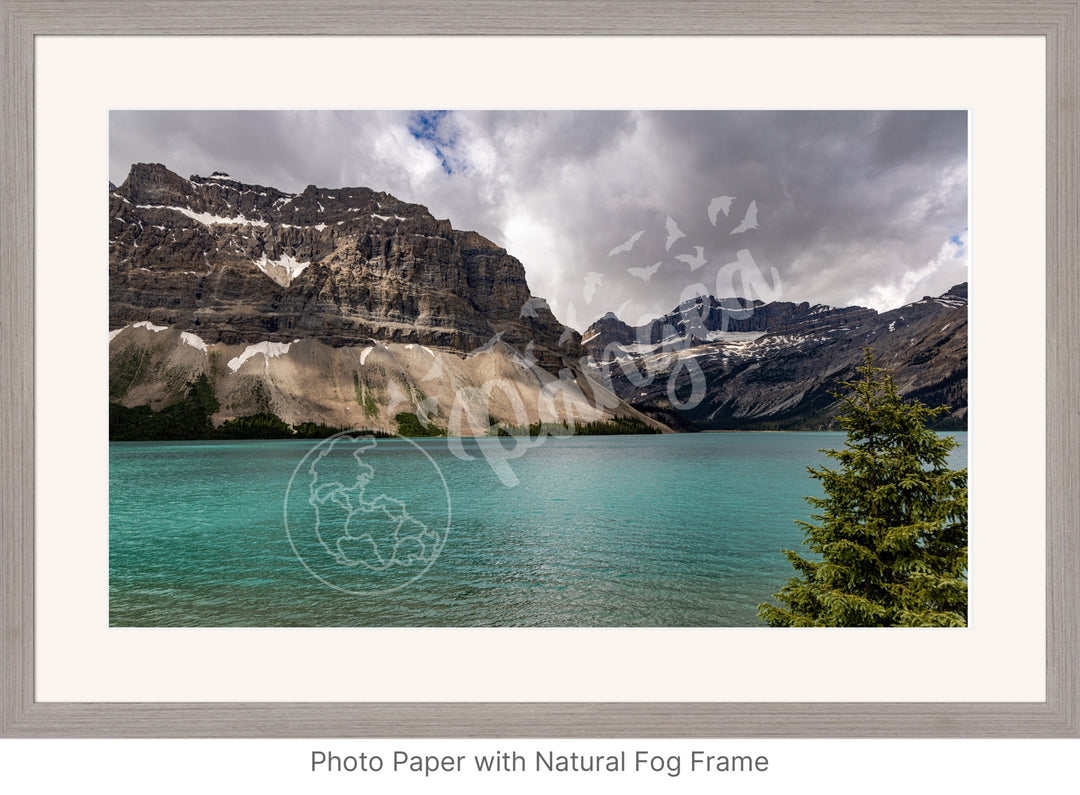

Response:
(108, 163), (664, 435)
(109, 163), (966, 436)
(583, 283), (967, 431)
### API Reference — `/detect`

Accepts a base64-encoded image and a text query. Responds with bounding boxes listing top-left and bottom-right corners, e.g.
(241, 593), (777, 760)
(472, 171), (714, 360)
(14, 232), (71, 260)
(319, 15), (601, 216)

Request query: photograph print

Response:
(108, 109), (968, 628)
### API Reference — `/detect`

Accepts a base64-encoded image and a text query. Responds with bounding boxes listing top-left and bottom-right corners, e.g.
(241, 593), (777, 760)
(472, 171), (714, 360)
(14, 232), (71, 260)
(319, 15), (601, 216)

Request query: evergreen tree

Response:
(758, 348), (967, 627)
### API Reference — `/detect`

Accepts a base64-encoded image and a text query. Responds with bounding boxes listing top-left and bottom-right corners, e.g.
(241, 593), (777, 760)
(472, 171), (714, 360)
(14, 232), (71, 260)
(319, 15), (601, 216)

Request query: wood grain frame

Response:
(2, 0), (1077, 738)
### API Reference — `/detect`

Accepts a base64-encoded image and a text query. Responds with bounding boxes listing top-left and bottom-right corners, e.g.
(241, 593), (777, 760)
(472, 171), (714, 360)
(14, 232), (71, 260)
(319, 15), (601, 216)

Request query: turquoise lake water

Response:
(109, 432), (967, 627)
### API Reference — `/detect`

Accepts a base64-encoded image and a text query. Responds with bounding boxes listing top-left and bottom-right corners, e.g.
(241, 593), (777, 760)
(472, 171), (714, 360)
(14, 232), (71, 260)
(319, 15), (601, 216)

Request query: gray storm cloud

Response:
(110, 109), (968, 329)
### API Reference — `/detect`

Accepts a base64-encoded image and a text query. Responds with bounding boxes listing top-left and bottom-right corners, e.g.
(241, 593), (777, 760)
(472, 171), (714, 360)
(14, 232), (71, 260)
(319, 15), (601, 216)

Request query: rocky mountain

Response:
(584, 284), (968, 431)
(111, 163), (580, 368)
(109, 163), (661, 434)
(582, 296), (878, 359)
(109, 163), (966, 437)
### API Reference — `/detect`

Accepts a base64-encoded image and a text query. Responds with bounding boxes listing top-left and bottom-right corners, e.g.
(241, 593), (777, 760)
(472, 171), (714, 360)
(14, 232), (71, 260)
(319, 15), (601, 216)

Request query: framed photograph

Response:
(2, 1), (1077, 737)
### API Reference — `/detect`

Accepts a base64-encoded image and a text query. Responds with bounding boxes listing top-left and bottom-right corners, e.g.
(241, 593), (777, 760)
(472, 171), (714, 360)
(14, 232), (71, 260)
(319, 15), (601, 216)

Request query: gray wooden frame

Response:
(1, 0), (1076, 738)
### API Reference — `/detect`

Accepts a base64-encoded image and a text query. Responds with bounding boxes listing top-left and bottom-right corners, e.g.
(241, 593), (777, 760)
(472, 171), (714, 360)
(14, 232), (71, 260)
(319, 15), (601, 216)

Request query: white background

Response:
(12, 33), (1069, 791)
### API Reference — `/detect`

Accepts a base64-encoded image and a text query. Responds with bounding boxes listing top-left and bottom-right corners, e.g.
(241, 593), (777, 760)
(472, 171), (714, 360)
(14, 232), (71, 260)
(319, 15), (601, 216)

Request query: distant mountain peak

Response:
(582, 293), (877, 358)
(582, 281), (967, 432)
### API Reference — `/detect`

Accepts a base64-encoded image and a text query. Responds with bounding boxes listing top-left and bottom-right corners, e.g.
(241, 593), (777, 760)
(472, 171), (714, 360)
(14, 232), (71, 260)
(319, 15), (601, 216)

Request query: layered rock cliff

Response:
(109, 164), (660, 434)
(110, 163), (581, 370)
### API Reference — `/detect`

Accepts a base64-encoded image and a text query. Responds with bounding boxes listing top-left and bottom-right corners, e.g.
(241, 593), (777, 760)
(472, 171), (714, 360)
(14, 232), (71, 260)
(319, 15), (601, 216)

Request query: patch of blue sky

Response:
(407, 110), (465, 175)
(948, 226), (968, 257)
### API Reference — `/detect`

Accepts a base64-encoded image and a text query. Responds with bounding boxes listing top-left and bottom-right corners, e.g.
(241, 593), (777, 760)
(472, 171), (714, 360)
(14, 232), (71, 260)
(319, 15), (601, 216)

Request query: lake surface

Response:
(109, 432), (967, 626)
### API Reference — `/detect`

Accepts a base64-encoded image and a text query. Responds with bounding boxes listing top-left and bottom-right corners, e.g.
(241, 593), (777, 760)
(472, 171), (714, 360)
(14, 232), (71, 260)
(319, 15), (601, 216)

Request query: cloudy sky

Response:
(110, 110), (968, 331)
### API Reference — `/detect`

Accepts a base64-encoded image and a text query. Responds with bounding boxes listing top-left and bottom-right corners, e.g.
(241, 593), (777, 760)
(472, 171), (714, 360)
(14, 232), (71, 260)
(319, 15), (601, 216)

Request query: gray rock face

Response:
(584, 285), (968, 430)
(110, 163), (581, 371)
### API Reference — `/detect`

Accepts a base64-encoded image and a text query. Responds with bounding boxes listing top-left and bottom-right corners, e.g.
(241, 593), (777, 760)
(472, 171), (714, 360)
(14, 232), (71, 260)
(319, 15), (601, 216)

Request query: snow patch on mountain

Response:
(252, 252), (310, 287)
(227, 341), (295, 372)
(133, 320), (167, 332)
(137, 204), (269, 228)
(180, 331), (208, 353)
